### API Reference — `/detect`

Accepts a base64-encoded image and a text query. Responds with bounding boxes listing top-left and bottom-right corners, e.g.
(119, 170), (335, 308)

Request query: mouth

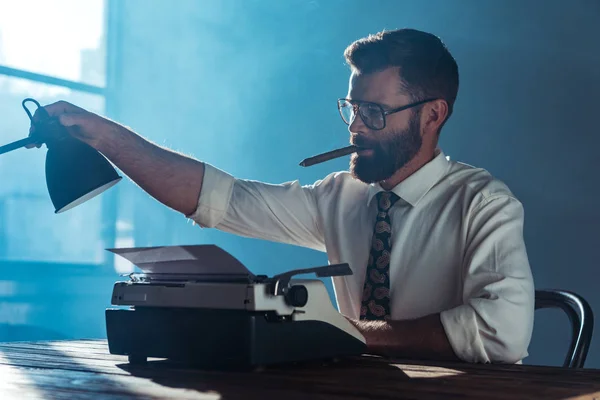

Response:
(356, 147), (374, 157)
(350, 144), (374, 157)
(350, 136), (373, 151)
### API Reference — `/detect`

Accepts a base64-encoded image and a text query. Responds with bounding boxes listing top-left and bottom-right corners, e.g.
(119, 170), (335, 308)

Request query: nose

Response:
(348, 107), (366, 133)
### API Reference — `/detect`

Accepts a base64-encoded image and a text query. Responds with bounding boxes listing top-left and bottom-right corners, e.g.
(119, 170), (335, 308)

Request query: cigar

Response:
(299, 145), (359, 167)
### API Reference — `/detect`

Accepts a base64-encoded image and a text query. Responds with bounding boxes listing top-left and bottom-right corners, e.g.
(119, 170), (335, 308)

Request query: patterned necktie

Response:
(360, 191), (400, 320)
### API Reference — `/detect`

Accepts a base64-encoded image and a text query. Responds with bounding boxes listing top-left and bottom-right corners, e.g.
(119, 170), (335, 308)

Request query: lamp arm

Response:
(0, 137), (37, 156)
(0, 98), (67, 157)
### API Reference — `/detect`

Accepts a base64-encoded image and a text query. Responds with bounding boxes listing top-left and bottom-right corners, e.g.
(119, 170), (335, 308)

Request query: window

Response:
(0, 0), (106, 86)
(0, 0), (109, 264)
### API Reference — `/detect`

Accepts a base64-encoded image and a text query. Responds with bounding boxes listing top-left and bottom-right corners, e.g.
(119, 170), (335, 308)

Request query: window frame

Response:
(0, 0), (122, 267)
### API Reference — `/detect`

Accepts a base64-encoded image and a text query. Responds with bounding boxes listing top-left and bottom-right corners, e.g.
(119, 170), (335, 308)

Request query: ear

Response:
(422, 99), (448, 135)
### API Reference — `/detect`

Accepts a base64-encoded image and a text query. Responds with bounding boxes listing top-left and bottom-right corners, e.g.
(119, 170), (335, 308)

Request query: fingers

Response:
(44, 100), (85, 117)
(30, 100), (85, 124)
(32, 111), (88, 130)
(26, 100), (89, 149)
(27, 123), (41, 148)
(26, 101), (97, 147)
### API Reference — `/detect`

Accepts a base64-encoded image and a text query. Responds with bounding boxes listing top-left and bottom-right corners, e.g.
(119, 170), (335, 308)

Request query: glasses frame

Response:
(337, 97), (437, 130)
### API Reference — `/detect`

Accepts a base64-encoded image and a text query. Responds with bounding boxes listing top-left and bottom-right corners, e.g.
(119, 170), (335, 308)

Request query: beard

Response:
(350, 112), (423, 184)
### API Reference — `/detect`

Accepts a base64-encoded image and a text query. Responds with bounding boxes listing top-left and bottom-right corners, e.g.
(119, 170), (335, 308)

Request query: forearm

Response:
(95, 120), (205, 216)
(348, 313), (460, 361)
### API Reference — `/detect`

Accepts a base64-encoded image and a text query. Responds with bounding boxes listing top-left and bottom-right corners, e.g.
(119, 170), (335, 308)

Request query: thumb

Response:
(58, 112), (88, 127)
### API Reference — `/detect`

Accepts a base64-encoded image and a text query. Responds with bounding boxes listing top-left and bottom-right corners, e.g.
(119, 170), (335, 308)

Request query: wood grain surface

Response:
(0, 340), (599, 399)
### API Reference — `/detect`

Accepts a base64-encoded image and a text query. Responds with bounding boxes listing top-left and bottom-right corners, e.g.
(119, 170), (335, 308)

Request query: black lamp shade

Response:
(45, 137), (122, 213)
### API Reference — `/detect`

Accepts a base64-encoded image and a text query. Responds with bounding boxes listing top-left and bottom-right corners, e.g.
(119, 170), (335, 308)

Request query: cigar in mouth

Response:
(299, 145), (360, 167)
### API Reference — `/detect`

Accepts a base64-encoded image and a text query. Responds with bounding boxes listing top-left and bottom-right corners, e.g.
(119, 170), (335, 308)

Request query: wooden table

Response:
(1, 340), (600, 399)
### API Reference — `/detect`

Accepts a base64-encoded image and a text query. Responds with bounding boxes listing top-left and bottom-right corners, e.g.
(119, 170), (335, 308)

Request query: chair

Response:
(535, 289), (594, 368)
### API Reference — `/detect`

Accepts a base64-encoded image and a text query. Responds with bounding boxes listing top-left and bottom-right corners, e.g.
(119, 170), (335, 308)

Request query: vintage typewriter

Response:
(105, 244), (366, 369)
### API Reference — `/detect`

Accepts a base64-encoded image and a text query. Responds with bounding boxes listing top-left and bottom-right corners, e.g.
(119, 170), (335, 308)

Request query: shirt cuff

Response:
(186, 163), (235, 228)
(440, 304), (490, 363)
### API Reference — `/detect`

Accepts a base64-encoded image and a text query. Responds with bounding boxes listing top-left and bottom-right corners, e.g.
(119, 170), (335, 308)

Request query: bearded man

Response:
(30, 28), (534, 364)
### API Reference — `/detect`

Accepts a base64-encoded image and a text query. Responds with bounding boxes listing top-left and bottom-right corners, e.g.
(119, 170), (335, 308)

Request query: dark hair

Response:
(344, 28), (459, 128)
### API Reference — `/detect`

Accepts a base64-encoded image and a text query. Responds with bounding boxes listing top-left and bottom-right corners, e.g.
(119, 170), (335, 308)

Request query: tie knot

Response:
(376, 191), (400, 212)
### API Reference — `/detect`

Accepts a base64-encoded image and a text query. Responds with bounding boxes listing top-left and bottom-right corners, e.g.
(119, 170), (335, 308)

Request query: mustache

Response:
(350, 136), (379, 149)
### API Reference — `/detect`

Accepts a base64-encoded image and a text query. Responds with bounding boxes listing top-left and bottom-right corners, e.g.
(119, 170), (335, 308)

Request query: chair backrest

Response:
(535, 289), (594, 368)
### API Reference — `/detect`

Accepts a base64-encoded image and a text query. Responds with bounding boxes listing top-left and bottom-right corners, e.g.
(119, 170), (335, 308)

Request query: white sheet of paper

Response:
(107, 244), (254, 276)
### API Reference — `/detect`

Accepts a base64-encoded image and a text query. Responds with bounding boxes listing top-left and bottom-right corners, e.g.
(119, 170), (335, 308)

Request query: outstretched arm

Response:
(33, 101), (205, 216)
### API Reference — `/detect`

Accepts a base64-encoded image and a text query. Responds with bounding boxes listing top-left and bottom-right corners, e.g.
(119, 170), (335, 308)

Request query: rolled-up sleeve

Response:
(186, 163), (236, 228)
(187, 163), (327, 252)
(440, 194), (535, 364)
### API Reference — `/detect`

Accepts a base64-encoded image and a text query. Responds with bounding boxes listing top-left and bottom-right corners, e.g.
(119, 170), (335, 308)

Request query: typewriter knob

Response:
(285, 285), (308, 307)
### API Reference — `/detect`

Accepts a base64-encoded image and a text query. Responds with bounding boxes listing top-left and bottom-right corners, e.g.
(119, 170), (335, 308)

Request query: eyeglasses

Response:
(337, 98), (436, 130)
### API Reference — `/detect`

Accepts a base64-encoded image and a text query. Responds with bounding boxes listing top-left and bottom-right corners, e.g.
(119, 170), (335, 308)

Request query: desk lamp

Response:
(0, 98), (121, 213)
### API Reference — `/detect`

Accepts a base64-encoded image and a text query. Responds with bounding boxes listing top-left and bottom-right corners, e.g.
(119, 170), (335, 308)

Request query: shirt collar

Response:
(367, 149), (451, 208)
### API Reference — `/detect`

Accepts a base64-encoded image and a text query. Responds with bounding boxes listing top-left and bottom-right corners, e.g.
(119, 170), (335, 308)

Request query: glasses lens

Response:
(338, 100), (354, 125)
(359, 103), (384, 130)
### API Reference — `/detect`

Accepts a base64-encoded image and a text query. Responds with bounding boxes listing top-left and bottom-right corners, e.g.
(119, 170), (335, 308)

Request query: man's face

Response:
(345, 67), (423, 184)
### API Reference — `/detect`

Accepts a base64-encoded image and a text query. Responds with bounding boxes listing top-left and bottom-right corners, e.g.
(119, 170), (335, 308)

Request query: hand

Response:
(27, 100), (111, 150)
(343, 313), (460, 361)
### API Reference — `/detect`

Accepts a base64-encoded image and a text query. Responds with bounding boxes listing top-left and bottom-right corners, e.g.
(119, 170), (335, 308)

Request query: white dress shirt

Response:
(188, 149), (535, 364)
